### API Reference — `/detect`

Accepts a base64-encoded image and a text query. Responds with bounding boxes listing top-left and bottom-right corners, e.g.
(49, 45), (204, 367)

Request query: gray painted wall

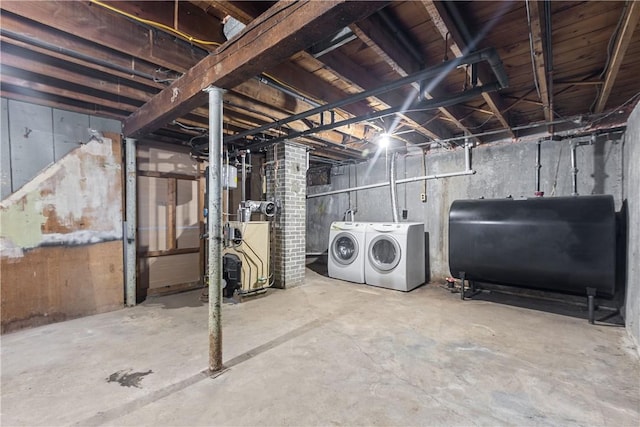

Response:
(308, 136), (624, 282)
(0, 98), (121, 200)
(624, 102), (640, 351)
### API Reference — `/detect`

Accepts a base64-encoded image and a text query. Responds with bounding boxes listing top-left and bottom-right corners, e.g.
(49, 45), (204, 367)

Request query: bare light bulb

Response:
(378, 133), (390, 148)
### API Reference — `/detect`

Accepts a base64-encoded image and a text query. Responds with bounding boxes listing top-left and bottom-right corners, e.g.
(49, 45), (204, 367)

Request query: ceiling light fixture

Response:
(378, 133), (391, 148)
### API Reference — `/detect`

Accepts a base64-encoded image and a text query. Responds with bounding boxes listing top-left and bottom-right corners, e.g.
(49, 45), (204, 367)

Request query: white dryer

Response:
(328, 222), (367, 283)
(364, 222), (425, 291)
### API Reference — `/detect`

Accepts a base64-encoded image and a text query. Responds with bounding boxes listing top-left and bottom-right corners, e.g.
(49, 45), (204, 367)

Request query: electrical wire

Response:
(172, 121), (208, 132)
(550, 142), (563, 196)
(89, 0), (222, 46)
(463, 113), (495, 130)
(589, 91), (640, 125)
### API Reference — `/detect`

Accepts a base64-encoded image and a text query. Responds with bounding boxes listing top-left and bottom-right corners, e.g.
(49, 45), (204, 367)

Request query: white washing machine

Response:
(328, 222), (367, 283)
(364, 222), (425, 291)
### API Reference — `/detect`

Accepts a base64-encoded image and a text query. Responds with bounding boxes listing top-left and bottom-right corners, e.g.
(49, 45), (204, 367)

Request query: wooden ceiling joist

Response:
(0, 48), (152, 104)
(1, 1), (204, 74)
(96, 0), (373, 143)
(0, 8), (163, 83)
(351, 14), (477, 140)
(422, 0), (515, 137)
(594, 0), (640, 113)
(1, 0), (371, 152)
(528, 0), (553, 129)
(1, 74), (138, 114)
(318, 49), (450, 141)
(123, 1), (388, 137)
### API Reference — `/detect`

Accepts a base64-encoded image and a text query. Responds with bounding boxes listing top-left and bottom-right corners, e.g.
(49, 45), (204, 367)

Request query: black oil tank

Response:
(448, 195), (616, 297)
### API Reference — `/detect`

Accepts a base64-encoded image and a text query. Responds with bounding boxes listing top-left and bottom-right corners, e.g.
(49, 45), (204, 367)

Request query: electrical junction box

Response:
(223, 164), (238, 189)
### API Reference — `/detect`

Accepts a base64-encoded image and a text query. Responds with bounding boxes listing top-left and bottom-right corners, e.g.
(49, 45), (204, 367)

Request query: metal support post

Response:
(124, 137), (137, 307)
(206, 86), (224, 372)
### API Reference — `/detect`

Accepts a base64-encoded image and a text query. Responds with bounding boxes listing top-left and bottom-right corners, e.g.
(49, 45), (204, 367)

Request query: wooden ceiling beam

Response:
(528, 1), (553, 130)
(94, 0), (373, 140)
(351, 14), (476, 140)
(123, 1), (387, 137)
(202, 3), (375, 128)
(0, 1), (205, 74)
(0, 48), (153, 104)
(594, 1), (640, 113)
(2, 1), (371, 143)
(207, 4), (415, 138)
(422, 0), (515, 137)
(0, 9), (162, 81)
(0, 35), (165, 92)
(107, 1), (223, 43)
(1, 74), (136, 114)
(198, 0), (256, 24)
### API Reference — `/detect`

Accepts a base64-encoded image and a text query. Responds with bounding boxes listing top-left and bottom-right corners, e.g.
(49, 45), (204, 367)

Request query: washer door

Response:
(331, 232), (359, 265)
(368, 235), (401, 272)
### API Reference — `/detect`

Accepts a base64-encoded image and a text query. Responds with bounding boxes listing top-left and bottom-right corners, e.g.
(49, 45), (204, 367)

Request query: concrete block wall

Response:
(267, 141), (307, 288)
(623, 102), (640, 352)
(307, 137), (624, 282)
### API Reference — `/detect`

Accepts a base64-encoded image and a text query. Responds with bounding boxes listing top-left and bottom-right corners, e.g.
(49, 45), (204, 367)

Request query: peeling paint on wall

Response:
(0, 138), (122, 258)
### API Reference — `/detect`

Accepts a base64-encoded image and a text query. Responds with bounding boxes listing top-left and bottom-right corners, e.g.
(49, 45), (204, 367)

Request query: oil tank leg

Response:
(587, 287), (596, 324)
(460, 272), (466, 300)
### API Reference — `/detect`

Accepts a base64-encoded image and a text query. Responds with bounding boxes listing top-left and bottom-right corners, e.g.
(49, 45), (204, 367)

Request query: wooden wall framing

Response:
(136, 143), (204, 297)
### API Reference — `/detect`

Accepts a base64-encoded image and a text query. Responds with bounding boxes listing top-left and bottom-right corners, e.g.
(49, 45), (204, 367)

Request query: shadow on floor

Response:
(306, 255), (328, 276)
(447, 284), (625, 326)
(142, 290), (206, 309)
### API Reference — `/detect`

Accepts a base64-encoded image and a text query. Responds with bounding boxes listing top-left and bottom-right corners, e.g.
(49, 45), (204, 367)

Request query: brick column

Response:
(266, 141), (306, 288)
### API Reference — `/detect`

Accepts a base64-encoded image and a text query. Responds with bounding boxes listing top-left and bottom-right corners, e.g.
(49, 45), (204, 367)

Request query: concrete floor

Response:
(1, 262), (639, 426)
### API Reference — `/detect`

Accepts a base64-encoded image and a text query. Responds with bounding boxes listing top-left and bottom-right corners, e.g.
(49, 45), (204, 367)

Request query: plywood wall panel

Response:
(176, 179), (199, 249)
(137, 176), (168, 252)
(137, 143), (198, 176)
(0, 136), (124, 332)
(0, 241), (124, 333)
(145, 253), (200, 289)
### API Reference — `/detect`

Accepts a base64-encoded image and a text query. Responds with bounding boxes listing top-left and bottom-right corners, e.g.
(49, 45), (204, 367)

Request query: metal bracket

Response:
(587, 287), (597, 324)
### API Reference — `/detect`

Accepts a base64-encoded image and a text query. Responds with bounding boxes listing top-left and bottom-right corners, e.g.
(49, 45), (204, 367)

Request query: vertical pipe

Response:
(241, 151), (247, 202)
(206, 86), (224, 373)
(464, 141), (472, 172)
(535, 140), (542, 196)
(124, 137), (137, 307)
(225, 151), (229, 219)
(389, 151), (400, 223)
(570, 141), (578, 196)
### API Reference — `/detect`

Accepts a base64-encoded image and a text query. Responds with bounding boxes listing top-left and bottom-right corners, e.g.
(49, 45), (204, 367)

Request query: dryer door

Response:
(331, 232), (360, 265)
(368, 235), (401, 272)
